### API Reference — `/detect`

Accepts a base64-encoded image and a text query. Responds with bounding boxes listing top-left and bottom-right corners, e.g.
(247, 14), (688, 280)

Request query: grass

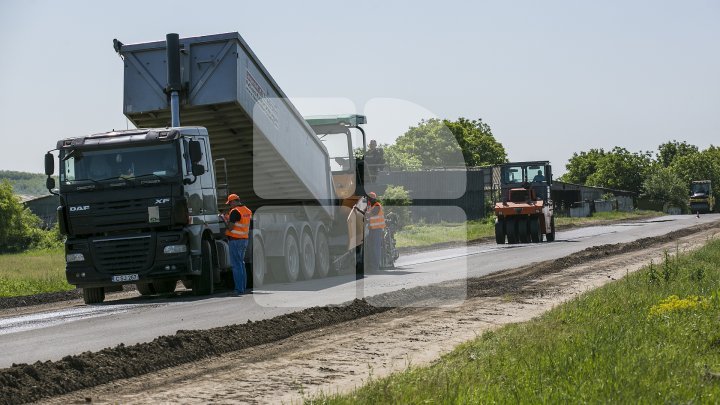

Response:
(316, 237), (720, 404)
(0, 248), (73, 297)
(396, 210), (664, 248)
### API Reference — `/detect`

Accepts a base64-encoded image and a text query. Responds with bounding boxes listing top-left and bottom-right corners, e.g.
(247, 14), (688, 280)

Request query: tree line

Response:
(560, 141), (720, 210)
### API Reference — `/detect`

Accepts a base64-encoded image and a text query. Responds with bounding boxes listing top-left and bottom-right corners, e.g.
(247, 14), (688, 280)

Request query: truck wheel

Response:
(529, 217), (541, 243)
(517, 217), (529, 243)
(136, 282), (154, 296)
(279, 234), (300, 282)
(314, 230), (330, 278)
(83, 287), (105, 304)
(506, 218), (518, 244)
(153, 279), (177, 294)
(252, 239), (266, 288)
(193, 240), (214, 295)
(546, 217), (556, 242)
(299, 232), (315, 280)
(495, 219), (506, 244)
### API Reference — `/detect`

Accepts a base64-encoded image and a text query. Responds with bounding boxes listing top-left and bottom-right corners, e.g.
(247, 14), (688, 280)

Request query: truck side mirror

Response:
(192, 163), (205, 177)
(46, 177), (56, 190)
(188, 140), (203, 163)
(45, 153), (54, 176)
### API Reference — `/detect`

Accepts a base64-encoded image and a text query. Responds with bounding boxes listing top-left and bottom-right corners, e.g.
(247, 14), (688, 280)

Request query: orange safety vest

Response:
(225, 205), (252, 239)
(368, 202), (386, 230)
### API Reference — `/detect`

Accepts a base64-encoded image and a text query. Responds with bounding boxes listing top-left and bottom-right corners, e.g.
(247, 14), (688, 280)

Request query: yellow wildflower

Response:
(648, 295), (710, 317)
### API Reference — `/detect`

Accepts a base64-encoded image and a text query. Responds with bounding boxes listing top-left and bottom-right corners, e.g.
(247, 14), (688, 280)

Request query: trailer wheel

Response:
(506, 218), (518, 244)
(136, 282), (154, 296)
(193, 240), (214, 295)
(546, 216), (556, 242)
(279, 233), (300, 282)
(299, 231), (315, 280)
(314, 230), (330, 278)
(153, 279), (177, 294)
(252, 239), (266, 288)
(529, 217), (541, 243)
(83, 287), (105, 305)
(517, 217), (529, 243)
(495, 219), (506, 244)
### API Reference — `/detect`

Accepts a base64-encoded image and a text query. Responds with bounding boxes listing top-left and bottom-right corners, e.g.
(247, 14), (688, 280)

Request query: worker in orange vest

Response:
(364, 191), (386, 272)
(224, 194), (252, 295)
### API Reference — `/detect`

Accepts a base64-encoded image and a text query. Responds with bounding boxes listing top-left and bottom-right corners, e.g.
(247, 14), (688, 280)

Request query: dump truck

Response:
(494, 161), (555, 244)
(43, 33), (372, 304)
(689, 180), (714, 214)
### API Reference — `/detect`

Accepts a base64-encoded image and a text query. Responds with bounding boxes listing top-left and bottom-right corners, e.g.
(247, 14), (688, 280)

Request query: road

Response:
(0, 214), (717, 368)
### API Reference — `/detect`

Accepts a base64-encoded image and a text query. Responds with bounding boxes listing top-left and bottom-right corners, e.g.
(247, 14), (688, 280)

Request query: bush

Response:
(381, 185), (412, 229)
(0, 181), (63, 252)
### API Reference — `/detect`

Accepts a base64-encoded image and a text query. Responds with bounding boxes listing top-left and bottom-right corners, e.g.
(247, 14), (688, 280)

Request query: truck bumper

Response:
(65, 231), (193, 288)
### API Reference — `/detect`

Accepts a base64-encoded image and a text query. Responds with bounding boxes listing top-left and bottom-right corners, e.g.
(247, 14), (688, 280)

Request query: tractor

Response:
(494, 161), (555, 244)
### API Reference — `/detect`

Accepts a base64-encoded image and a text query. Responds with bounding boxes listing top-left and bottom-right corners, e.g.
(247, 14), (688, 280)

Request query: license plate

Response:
(112, 274), (139, 282)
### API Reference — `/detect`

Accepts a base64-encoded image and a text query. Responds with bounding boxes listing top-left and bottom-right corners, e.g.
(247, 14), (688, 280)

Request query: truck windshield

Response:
(60, 144), (179, 184)
(318, 131), (353, 173)
(691, 183), (709, 195)
(502, 166), (525, 185)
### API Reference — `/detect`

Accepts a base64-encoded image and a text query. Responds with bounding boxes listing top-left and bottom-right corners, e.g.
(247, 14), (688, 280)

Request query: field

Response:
(0, 248), (72, 297)
(323, 237), (720, 403)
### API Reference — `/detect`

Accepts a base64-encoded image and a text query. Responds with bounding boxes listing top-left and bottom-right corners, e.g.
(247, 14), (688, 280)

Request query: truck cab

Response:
(47, 127), (227, 303)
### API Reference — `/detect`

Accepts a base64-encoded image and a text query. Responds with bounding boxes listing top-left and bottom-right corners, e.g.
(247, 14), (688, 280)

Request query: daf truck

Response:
(44, 33), (370, 304)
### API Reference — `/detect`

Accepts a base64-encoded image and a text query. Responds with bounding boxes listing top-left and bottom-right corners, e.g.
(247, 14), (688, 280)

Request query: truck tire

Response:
(83, 287), (105, 304)
(495, 219), (506, 244)
(279, 233), (300, 282)
(546, 216), (556, 242)
(252, 239), (266, 288)
(299, 231), (315, 280)
(529, 217), (541, 243)
(506, 218), (518, 244)
(153, 279), (177, 294)
(314, 230), (330, 278)
(193, 240), (214, 296)
(517, 217), (529, 243)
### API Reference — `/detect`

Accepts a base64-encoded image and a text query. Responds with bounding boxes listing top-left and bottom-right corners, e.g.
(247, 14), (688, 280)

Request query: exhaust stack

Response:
(166, 33), (181, 127)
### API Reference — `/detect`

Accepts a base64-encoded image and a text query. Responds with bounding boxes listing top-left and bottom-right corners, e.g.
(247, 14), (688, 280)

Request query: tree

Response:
(443, 118), (507, 167)
(0, 180), (43, 252)
(385, 118), (507, 170)
(585, 147), (653, 193)
(560, 149), (606, 185)
(657, 140), (699, 168)
(669, 147), (720, 204)
(561, 147), (652, 193)
(641, 165), (689, 210)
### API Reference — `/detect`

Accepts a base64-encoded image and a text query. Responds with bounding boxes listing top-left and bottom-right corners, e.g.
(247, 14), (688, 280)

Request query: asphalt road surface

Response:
(0, 214), (717, 368)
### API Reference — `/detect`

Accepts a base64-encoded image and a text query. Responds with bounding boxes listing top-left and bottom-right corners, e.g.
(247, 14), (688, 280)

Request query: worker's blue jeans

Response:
(229, 238), (248, 293)
(366, 229), (383, 272)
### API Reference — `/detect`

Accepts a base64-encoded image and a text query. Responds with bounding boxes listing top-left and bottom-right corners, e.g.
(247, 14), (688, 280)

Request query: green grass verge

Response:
(396, 210), (664, 249)
(0, 248), (73, 297)
(318, 237), (720, 404)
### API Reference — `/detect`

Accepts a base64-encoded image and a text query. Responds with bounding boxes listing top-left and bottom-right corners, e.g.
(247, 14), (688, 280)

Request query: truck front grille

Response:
(92, 235), (153, 273)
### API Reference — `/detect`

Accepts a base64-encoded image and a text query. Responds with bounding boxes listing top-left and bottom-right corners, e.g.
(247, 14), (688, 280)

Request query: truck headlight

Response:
(163, 245), (187, 254)
(66, 253), (85, 263)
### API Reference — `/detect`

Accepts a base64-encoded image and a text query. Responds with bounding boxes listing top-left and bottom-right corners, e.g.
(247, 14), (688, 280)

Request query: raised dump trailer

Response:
(45, 33), (365, 304)
(120, 32), (334, 213)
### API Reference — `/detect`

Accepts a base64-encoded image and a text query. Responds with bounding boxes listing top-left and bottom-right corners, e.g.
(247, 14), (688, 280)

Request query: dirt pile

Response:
(1, 221), (717, 404)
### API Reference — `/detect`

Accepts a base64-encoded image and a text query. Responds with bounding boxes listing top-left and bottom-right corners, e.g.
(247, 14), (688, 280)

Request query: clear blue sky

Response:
(1, 0), (718, 176)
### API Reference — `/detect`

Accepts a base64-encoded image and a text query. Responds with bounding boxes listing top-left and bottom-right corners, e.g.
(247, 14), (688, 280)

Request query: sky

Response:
(1, 0), (718, 176)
